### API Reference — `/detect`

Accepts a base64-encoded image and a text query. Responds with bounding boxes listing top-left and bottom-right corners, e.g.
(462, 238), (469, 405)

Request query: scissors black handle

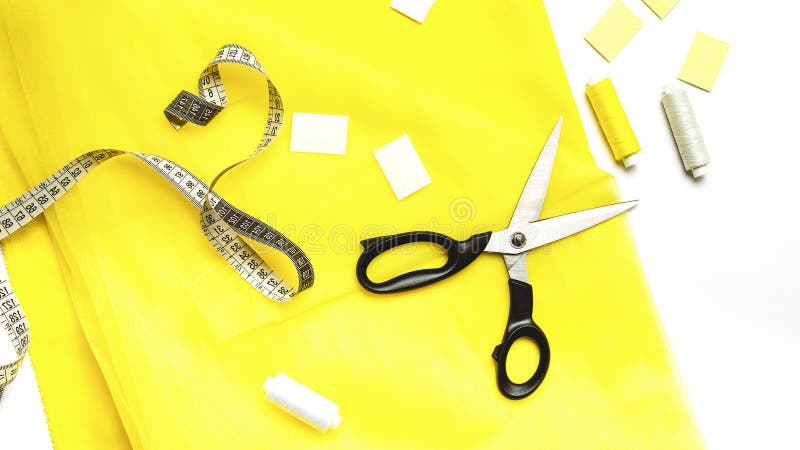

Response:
(492, 279), (550, 399)
(356, 231), (492, 294)
(356, 231), (549, 400)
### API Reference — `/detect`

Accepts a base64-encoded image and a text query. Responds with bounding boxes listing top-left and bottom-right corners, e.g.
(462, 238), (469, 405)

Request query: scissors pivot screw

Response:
(355, 117), (638, 400)
(511, 232), (527, 249)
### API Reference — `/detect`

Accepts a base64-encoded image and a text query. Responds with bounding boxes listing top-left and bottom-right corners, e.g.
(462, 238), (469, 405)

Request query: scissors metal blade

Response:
(488, 200), (638, 255)
(506, 117), (562, 228)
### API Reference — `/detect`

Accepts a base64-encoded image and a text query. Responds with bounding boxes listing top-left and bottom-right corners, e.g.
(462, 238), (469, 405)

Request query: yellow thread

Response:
(586, 78), (641, 167)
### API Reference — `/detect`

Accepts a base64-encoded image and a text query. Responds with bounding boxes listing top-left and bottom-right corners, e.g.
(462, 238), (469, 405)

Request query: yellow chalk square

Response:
(642, 0), (679, 19)
(678, 31), (730, 92)
(584, 1), (643, 62)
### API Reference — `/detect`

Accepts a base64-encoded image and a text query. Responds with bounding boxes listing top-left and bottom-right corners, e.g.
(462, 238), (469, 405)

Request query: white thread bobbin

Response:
(263, 373), (342, 432)
(662, 85), (710, 178)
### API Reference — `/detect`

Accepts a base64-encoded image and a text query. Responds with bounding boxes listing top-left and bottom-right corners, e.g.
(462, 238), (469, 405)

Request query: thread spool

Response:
(662, 85), (710, 178)
(586, 77), (641, 168)
(263, 373), (342, 432)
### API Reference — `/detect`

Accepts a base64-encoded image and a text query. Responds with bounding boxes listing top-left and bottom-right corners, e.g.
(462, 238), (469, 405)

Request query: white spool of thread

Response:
(263, 373), (342, 432)
(662, 85), (710, 178)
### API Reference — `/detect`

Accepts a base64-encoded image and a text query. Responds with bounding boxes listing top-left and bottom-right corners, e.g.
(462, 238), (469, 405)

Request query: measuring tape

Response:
(0, 44), (314, 401)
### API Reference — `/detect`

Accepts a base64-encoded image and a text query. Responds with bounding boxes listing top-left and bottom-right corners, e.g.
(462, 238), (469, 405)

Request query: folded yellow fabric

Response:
(0, 21), (131, 449)
(0, 0), (702, 448)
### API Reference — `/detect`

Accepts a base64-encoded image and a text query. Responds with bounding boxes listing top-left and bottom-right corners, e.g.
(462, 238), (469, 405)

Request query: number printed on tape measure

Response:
(0, 44), (315, 401)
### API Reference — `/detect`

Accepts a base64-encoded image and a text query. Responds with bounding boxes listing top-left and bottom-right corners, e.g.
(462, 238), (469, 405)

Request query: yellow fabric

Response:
(584, 1), (644, 62)
(0, 21), (131, 449)
(0, 0), (702, 448)
(679, 31), (730, 92)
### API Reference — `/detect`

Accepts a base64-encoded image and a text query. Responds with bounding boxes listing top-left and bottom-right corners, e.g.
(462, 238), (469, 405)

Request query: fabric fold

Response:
(0, 0), (702, 448)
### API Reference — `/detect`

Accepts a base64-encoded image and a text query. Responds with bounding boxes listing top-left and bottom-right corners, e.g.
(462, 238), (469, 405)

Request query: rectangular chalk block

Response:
(642, 0), (679, 19)
(290, 113), (349, 155)
(391, 0), (435, 23)
(678, 31), (730, 92)
(584, 1), (643, 62)
(374, 135), (431, 200)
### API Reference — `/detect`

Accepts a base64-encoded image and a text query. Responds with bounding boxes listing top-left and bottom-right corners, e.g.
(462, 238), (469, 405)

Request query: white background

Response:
(1, 1), (799, 448)
(547, 0), (800, 448)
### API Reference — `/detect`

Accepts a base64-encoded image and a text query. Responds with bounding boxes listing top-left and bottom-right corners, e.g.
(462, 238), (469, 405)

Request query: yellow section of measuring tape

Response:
(587, 78), (642, 163)
(0, 1), (702, 449)
(0, 42), (314, 420)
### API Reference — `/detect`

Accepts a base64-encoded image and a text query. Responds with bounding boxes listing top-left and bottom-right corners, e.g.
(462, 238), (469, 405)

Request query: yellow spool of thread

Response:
(586, 78), (641, 167)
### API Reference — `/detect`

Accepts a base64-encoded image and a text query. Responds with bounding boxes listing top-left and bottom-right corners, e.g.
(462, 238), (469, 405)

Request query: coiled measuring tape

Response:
(0, 44), (314, 400)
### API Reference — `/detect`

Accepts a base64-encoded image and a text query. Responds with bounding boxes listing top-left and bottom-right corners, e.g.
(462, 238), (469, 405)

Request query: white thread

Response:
(263, 373), (341, 432)
(622, 152), (639, 168)
(662, 85), (710, 178)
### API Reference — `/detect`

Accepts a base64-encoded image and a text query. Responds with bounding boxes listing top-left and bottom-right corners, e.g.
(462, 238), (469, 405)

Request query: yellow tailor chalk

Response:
(679, 32), (730, 92)
(642, 0), (679, 19)
(584, 1), (643, 62)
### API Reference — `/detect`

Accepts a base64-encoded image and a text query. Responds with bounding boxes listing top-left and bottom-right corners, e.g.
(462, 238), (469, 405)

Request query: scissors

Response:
(355, 117), (638, 400)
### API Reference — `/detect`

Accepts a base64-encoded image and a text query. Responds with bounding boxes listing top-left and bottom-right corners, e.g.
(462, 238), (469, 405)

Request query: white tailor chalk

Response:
(290, 113), (349, 155)
(374, 134), (432, 200)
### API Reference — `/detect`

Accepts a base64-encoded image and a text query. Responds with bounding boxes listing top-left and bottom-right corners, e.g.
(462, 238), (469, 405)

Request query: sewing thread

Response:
(662, 85), (710, 178)
(263, 373), (342, 432)
(586, 77), (641, 168)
